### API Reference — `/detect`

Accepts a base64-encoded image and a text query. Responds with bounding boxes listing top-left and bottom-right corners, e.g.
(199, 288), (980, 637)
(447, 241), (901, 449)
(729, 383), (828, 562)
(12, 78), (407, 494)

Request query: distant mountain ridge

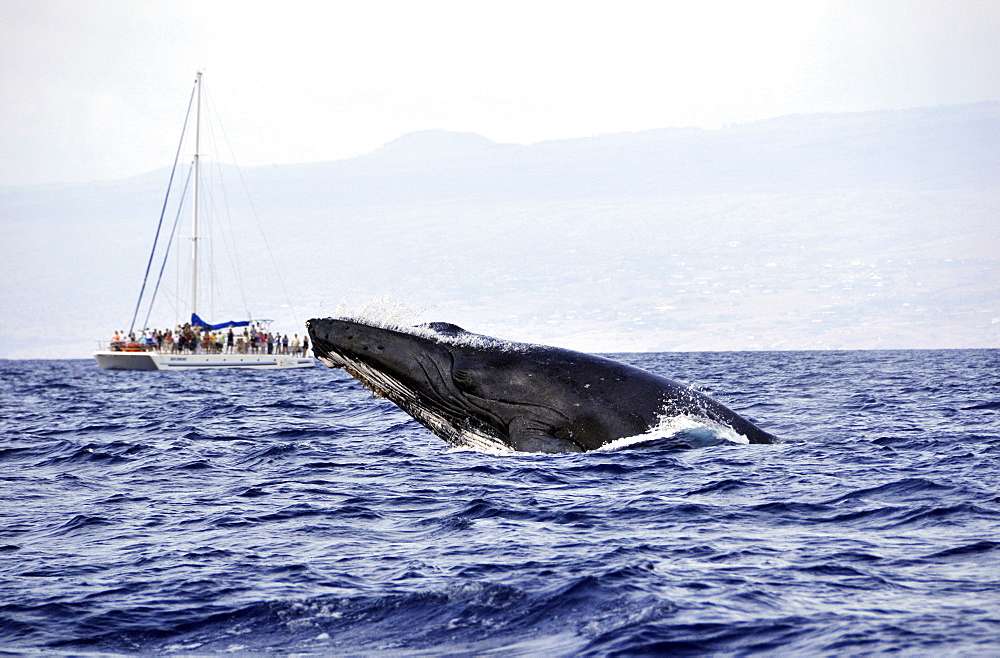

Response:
(248, 102), (1000, 210)
(364, 129), (514, 162)
(2, 102), (998, 357)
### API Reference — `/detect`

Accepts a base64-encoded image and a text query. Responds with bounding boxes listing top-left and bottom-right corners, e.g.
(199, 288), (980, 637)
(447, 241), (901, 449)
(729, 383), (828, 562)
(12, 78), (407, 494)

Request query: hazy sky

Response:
(2, 0), (999, 186)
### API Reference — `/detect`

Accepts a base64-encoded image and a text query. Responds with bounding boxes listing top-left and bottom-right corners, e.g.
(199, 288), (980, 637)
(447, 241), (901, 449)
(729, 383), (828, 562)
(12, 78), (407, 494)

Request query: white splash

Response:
(336, 294), (430, 332)
(336, 294), (428, 332)
(598, 413), (750, 451)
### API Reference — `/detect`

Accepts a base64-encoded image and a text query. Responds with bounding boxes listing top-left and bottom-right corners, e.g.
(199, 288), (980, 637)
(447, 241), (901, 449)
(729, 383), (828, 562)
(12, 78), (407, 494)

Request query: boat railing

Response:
(101, 340), (311, 357)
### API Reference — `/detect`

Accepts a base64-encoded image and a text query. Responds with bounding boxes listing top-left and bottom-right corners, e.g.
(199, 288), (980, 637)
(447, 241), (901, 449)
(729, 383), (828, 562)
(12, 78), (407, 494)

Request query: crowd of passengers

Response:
(109, 322), (311, 356)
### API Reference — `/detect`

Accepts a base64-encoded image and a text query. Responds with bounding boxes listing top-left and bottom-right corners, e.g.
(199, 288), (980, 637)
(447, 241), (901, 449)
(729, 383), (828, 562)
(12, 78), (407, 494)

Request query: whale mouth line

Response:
(318, 346), (403, 401)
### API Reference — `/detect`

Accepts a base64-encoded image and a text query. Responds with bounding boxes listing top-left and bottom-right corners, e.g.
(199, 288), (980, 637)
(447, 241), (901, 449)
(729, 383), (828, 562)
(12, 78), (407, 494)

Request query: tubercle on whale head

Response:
(307, 317), (447, 359)
(307, 316), (464, 398)
(308, 317), (447, 345)
(308, 317), (528, 358)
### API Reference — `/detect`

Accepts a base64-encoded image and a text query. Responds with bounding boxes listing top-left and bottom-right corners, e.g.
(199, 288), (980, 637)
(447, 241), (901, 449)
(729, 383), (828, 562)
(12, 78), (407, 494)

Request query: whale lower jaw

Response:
(317, 350), (514, 453)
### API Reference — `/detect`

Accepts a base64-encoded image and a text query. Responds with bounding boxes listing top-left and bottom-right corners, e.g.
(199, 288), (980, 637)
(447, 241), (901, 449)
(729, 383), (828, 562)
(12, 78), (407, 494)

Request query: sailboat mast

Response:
(191, 71), (202, 321)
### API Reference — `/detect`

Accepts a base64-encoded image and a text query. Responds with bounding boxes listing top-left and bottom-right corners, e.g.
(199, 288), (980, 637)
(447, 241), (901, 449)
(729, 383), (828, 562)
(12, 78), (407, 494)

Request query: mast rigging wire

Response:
(202, 81), (302, 329)
(128, 80), (197, 334)
(141, 166), (193, 331)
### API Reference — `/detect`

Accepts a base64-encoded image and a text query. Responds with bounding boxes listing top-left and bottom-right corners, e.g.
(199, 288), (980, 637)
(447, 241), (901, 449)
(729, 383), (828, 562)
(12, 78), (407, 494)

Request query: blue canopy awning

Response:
(191, 313), (270, 331)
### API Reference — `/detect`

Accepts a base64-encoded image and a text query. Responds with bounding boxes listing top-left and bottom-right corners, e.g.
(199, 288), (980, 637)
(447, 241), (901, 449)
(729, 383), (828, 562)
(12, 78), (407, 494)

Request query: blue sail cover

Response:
(190, 313), (269, 331)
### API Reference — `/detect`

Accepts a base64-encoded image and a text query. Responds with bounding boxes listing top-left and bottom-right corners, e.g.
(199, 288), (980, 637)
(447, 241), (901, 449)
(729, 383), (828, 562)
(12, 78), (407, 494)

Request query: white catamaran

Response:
(94, 72), (313, 371)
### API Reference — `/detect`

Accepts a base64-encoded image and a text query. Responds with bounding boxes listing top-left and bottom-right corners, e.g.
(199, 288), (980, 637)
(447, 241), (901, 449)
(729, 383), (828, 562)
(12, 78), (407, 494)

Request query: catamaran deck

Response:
(94, 347), (314, 370)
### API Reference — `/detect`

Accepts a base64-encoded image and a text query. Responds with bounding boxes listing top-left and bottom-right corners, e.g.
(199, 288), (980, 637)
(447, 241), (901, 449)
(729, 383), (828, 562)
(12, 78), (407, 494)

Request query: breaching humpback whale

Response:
(307, 318), (777, 453)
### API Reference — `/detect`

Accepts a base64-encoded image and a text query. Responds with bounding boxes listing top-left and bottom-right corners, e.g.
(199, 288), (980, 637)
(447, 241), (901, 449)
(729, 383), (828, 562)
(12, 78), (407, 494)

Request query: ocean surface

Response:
(2, 349), (999, 655)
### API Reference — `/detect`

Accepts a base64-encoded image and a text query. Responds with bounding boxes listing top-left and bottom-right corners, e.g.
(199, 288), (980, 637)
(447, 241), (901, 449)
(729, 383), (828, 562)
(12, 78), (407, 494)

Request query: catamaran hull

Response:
(93, 351), (314, 371)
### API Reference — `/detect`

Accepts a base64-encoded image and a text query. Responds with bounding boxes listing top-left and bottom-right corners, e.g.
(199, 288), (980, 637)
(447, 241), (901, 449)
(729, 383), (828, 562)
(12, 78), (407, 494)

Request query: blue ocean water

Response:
(1, 349), (999, 655)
